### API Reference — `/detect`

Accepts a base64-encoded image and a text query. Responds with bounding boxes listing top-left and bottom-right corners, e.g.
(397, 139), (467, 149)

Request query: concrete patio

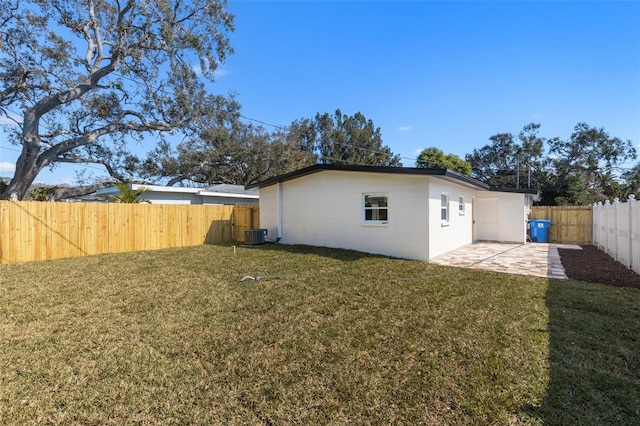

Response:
(431, 242), (582, 279)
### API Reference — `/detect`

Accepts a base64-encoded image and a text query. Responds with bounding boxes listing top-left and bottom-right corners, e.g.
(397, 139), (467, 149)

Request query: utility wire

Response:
(3, 70), (638, 174)
(239, 113), (421, 165)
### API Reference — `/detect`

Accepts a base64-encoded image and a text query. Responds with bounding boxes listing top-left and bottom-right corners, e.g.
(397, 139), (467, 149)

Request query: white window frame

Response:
(458, 196), (465, 215)
(441, 193), (449, 226)
(363, 193), (389, 225)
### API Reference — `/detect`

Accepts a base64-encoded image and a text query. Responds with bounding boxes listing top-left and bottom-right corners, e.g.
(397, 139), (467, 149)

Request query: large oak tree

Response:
(140, 119), (305, 187)
(288, 109), (402, 167)
(0, 0), (234, 199)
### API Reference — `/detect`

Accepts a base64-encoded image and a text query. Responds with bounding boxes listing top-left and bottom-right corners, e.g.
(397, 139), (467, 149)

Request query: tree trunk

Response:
(2, 150), (44, 200)
(1, 108), (47, 200)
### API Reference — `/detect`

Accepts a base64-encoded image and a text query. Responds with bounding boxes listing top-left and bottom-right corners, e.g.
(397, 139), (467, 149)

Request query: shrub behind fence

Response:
(593, 196), (640, 274)
(0, 202), (259, 264)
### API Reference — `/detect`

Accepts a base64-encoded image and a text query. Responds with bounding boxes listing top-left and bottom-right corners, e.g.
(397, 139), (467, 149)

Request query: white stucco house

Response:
(95, 183), (259, 205)
(246, 164), (538, 261)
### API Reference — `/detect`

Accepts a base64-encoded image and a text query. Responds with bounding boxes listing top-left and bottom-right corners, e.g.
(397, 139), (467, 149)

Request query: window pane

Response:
(364, 194), (388, 223)
(365, 195), (387, 207)
(441, 194), (448, 221)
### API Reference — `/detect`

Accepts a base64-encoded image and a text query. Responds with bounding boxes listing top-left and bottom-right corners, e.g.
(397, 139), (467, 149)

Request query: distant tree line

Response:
(413, 122), (638, 206)
(464, 123), (637, 206)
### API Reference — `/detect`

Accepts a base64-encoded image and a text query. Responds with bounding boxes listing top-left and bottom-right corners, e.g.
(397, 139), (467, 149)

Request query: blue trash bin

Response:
(529, 219), (551, 243)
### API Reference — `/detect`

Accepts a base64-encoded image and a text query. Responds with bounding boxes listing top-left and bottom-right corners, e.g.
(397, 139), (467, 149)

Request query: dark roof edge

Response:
(489, 187), (539, 195)
(443, 169), (490, 190)
(246, 164), (493, 190)
(245, 164), (327, 189)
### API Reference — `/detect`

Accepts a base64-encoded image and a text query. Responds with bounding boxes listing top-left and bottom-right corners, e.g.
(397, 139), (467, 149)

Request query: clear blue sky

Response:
(2, 0), (639, 184)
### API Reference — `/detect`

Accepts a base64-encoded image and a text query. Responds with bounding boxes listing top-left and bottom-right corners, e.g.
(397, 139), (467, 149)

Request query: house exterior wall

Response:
(258, 170), (529, 261)
(141, 192), (200, 204)
(201, 197), (258, 206)
(475, 191), (527, 243)
(140, 193), (258, 205)
(259, 171), (431, 260)
(427, 179), (476, 260)
(259, 184), (280, 239)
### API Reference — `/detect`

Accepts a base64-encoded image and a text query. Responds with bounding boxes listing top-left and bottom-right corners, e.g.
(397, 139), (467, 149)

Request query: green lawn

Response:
(0, 244), (638, 424)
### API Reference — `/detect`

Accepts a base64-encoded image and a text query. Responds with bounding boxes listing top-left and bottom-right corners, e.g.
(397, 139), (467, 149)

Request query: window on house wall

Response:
(441, 194), (449, 225)
(459, 196), (465, 215)
(363, 194), (388, 224)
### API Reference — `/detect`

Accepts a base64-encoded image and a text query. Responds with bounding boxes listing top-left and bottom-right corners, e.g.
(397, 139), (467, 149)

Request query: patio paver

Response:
(431, 242), (582, 279)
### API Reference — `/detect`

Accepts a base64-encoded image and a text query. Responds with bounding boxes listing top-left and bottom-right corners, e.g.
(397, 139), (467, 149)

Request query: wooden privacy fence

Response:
(529, 205), (593, 244)
(593, 196), (640, 274)
(232, 205), (260, 242)
(0, 201), (260, 265)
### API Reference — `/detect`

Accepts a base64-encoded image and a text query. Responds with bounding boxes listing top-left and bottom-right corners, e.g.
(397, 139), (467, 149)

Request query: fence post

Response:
(598, 201), (603, 248)
(604, 200), (611, 257)
(591, 203), (600, 246)
(627, 194), (636, 269)
(614, 198), (621, 262)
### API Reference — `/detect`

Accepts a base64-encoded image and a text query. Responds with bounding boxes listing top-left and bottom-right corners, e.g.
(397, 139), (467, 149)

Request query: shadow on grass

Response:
(234, 243), (393, 262)
(526, 279), (640, 424)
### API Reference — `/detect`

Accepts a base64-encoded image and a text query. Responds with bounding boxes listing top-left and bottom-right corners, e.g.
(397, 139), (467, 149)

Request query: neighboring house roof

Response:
(246, 164), (538, 194)
(202, 184), (259, 197)
(95, 183), (259, 199)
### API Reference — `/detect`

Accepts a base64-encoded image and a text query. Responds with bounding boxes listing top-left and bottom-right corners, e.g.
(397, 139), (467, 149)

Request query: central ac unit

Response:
(244, 229), (267, 245)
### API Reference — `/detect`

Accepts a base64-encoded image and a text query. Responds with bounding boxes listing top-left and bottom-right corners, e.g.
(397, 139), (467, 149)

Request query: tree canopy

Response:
(139, 109), (399, 187)
(547, 123), (635, 204)
(288, 109), (402, 167)
(466, 123), (636, 205)
(466, 123), (546, 189)
(416, 147), (471, 175)
(0, 0), (235, 199)
(141, 119), (304, 187)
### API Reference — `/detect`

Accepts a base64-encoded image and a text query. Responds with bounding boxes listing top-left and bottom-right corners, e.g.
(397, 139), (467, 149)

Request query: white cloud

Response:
(397, 125), (412, 132)
(532, 114), (543, 120)
(413, 148), (424, 156)
(214, 67), (229, 78)
(0, 161), (15, 174)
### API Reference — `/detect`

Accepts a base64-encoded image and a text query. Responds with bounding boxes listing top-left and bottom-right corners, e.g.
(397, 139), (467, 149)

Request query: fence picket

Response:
(529, 205), (592, 243)
(593, 195), (640, 275)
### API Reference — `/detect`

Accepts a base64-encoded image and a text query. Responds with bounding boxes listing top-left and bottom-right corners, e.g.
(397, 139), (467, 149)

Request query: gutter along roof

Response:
(246, 164), (538, 194)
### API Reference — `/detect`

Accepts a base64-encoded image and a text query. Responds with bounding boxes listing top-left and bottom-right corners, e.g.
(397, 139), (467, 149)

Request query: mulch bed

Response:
(558, 245), (640, 289)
